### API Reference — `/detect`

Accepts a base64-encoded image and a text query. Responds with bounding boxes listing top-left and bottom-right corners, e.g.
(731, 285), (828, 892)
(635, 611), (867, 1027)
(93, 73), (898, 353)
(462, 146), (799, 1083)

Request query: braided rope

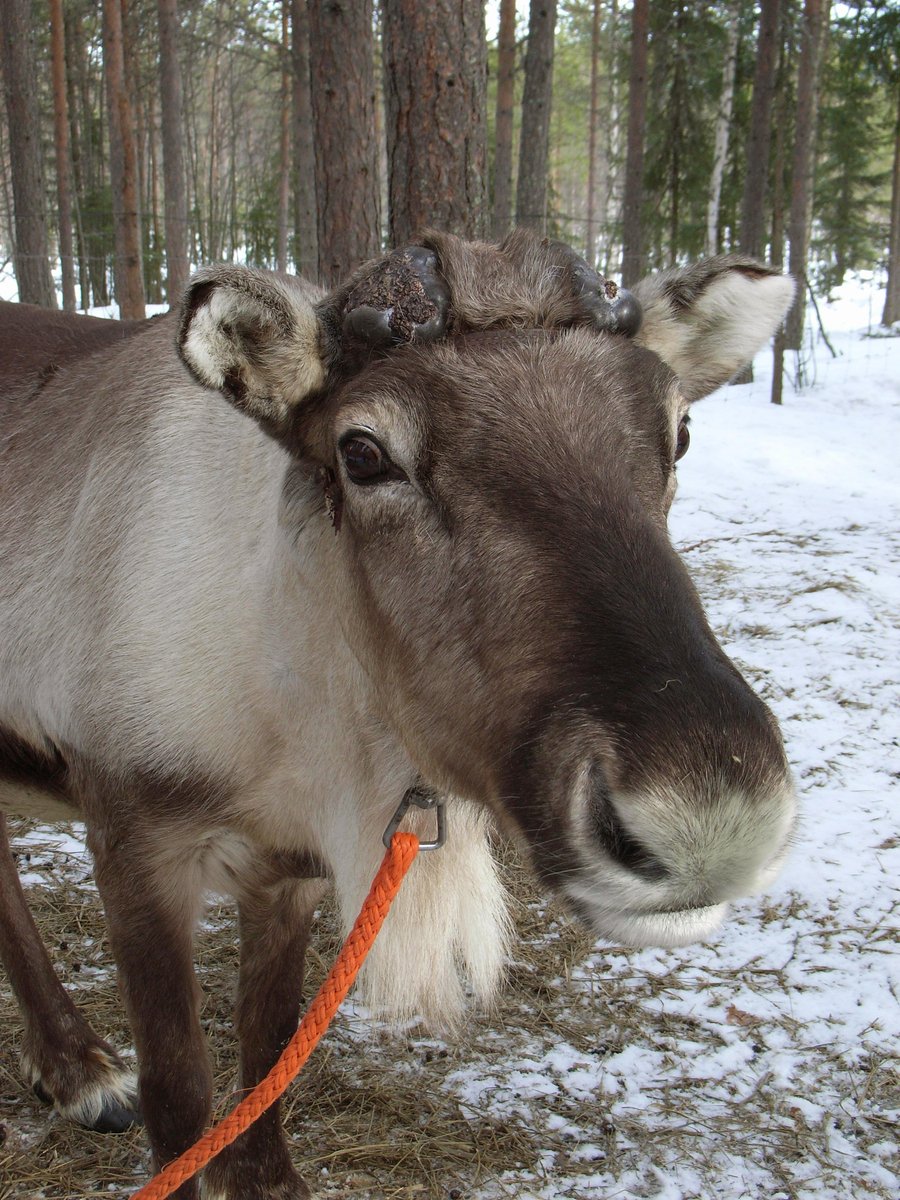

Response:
(131, 831), (420, 1200)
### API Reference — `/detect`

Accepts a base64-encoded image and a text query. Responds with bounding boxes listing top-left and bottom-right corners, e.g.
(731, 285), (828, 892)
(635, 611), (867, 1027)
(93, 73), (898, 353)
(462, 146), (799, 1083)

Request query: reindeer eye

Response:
(674, 418), (691, 463)
(340, 434), (393, 484)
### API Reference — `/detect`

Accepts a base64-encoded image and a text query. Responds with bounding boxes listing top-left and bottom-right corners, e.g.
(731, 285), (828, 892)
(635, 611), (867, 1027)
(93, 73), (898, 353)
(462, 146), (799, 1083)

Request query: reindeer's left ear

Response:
(632, 257), (795, 402)
(178, 266), (326, 433)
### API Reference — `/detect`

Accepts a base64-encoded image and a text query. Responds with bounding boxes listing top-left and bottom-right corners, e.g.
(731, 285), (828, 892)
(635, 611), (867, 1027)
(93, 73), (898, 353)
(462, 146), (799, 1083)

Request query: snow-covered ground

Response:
(1, 281), (897, 1199)
(440, 284), (899, 1200)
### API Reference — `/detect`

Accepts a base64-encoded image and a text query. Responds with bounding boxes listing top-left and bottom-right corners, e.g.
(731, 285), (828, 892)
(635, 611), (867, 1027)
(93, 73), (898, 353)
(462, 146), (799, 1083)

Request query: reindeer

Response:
(0, 230), (796, 1199)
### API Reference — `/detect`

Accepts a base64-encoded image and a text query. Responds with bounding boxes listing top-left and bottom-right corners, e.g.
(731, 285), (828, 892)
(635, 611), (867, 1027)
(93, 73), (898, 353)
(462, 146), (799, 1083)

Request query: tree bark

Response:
(621, 0), (648, 286)
(492, 0), (517, 240)
(516, 0), (557, 231)
(49, 0), (76, 310)
(0, 0), (58, 307)
(157, 0), (189, 304)
(308, 0), (380, 283)
(705, 4), (739, 258)
(883, 84), (900, 327)
(291, 0), (318, 280)
(103, 0), (145, 318)
(770, 11), (791, 405)
(739, 0), (781, 259)
(277, 1), (291, 272)
(585, 0), (601, 264)
(600, 0), (619, 275)
(382, 0), (487, 246)
(785, 0), (830, 351)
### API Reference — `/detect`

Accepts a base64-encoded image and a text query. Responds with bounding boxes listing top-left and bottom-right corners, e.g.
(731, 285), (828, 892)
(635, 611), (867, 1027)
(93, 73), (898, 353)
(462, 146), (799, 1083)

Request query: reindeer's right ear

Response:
(178, 266), (326, 432)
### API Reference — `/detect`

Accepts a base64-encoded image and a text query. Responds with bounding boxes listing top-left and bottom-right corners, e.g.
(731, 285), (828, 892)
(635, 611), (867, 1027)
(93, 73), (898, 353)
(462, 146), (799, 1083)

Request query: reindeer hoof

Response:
(343, 246), (450, 349)
(24, 1042), (142, 1132)
(89, 1093), (143, 1133)
(33, 1074), (141, 1131)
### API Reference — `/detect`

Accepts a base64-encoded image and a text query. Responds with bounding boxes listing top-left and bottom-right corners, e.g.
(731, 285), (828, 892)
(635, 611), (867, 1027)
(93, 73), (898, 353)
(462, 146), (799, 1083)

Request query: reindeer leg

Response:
(90, 831), (212, 1200)
(0, 813), (139, 1131)
(204, 871), (325, 1200)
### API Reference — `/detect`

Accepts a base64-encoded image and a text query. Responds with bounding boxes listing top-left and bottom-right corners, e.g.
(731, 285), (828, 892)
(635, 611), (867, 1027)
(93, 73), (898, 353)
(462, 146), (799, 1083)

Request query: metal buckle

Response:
(382, 786), (447, 852)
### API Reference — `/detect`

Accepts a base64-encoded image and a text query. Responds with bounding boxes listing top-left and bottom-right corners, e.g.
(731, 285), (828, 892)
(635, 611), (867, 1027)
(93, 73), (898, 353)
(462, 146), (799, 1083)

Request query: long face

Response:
(178, 230), (798, 950)
(304, 326), (795, 947)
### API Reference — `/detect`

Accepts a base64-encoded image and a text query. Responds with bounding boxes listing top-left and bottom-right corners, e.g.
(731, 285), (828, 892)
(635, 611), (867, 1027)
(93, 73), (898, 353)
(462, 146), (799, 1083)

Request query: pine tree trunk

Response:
(585, 0), (601, 264)
(277, 1), (291, 272)
(739, 0), (780, 259)
(516, 0), (558, 231)
(770, 12), (790, 405)
(785, 0), (830, 352)
(291, 0), (318, 280)
(621, 0), (648, 286)
(382, 0), (487, 246)
(882, 84), (900, 327)
(103, 0), (145, 318)
(206, 13), (223, 265)
(601, 0), (619, 275)
(492, 0), (517, 240)
(0, 0), (58, 307)
(705, 4), (739, 258)
(157, 0), (189, 303)
(49, 0), (76, 310)
(63, 5), (90, 310)
(308, 0), (380, 283)
(62, 6), (86, 307)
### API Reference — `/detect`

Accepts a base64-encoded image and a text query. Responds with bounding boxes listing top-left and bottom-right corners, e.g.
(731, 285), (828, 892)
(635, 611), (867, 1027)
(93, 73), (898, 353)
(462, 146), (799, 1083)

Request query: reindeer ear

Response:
(178, 267), (326, 432)
(632, 257), (795, 402)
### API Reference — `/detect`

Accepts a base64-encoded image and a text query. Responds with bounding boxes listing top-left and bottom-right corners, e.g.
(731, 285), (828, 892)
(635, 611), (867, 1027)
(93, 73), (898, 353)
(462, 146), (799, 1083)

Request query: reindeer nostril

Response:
(589, 768), (667, 881)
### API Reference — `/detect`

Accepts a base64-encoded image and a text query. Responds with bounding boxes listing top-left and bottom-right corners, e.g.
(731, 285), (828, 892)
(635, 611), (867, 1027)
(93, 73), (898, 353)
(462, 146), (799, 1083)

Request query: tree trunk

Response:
(785, 0), (830, 352)
(883, 84), (900, 327)
(291, 0), (318, 280)
(705, 4), (739, 258)
(492, 0), (517, 240)
(739, 0), (780, 259)
(601, 0), (619, 275)
(64, 4), (90, 310)
(308, 0), (380, 283)
(769, 11), (791, 405)
(206, 8), (223, 265)
(382, 0), (487, 246)
(277, 1), (291, 273)
(103, 0), (145, 318)
(585, 0), (601, 264)
(0, 0), (58, 307)
(621, 0), (648, 286)
(157, 0), (189, 303)
(516, 0), (558, 231)
(49, 0), (77, 310)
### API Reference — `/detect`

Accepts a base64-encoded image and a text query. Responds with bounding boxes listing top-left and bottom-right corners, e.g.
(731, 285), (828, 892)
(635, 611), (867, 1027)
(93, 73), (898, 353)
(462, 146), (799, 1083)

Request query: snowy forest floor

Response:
(1, 284), (897, 1200)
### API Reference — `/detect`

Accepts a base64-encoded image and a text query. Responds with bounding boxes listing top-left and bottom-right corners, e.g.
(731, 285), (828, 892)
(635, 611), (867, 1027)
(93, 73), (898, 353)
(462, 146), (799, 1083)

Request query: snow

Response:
(284, 283), (895, 1193)
(443, 283), (900, 1199)
(3, 279), (898, 1198)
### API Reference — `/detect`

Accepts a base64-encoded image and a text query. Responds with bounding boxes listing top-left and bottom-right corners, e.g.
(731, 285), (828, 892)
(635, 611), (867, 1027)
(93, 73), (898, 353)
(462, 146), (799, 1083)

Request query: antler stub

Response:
(566, 251), (643, 339)
(342, 247), (451, 349)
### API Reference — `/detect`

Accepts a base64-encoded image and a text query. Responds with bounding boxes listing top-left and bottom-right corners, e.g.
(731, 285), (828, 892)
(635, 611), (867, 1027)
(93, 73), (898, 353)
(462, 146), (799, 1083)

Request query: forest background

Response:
(1, 0), (898, 373)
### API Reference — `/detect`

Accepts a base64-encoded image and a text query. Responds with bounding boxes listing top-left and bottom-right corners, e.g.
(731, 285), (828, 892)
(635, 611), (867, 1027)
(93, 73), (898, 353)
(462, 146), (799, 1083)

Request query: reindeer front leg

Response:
(204, 871), (325, 1200)
(90, 830), (212, 1200)
(0, 814), (139, 1131)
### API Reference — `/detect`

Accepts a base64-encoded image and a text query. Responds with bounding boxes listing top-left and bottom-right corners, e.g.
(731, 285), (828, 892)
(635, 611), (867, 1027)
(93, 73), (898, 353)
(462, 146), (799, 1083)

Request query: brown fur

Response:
(0, 231), (796, 1199)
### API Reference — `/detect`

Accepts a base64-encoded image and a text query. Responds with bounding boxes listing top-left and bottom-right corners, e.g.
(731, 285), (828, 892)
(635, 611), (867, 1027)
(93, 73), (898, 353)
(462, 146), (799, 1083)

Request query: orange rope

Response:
(131, 831), (420, 1200)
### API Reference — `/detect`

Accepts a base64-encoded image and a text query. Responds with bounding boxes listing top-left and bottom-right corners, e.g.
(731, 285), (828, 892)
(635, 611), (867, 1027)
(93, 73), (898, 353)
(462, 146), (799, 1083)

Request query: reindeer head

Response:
(179, 231), (796, 949)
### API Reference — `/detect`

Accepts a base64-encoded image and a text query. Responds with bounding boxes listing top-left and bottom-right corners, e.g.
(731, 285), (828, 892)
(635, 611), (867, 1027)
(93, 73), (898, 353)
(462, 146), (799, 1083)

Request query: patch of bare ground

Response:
(1, 824), (897, 1200)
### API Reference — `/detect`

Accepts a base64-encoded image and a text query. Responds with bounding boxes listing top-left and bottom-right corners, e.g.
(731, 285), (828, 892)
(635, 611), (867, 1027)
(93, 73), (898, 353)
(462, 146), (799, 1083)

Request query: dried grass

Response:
(1, 822), (897, 1200)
